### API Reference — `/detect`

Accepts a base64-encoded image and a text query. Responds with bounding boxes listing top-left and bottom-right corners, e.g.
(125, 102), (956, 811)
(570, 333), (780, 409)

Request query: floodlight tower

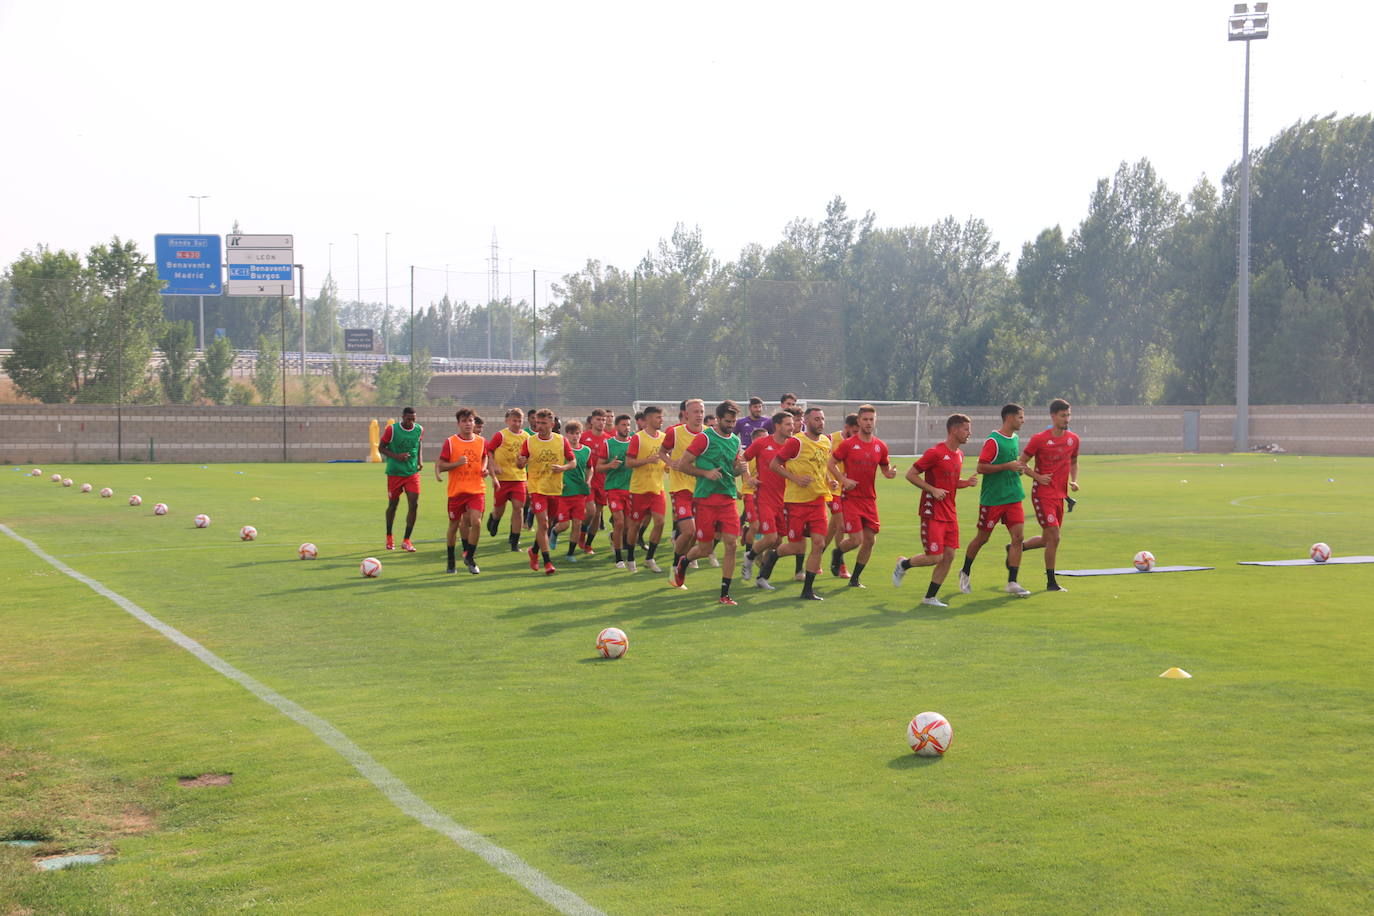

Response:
(1229, 2), (1269, 453)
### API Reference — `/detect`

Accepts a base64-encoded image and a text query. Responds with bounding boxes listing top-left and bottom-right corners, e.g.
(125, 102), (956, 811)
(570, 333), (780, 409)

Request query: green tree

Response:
(253, 331), (280, 404)
(4, 239), (161, 403)
(373, 350), (431, 406)
(197, 335), (234, 404)
(330, 356), (363, 406)
(308, 276), (342, 352)
(159, 321), (196, 403)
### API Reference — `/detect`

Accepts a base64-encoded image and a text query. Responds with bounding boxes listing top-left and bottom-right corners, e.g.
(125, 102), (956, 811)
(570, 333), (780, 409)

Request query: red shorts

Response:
(842, 497), (880, 534)
(757, 493), (786, 535)
(671, 489), (694, 520)
(977, 502), (1025, 531)
(494, 480), (527, 509)
(1032, 493), (1063, 528)
(630, 491), (665, 521)
(920, 517), (959, 555)
(694, 500), (741, 541)
(387, 474), (420, 499)
(556, 495), (587, 523)
(447, 491), (486, 520)
(785, 500), (828, 542)
(590, 482), (608, 507)
(829, 497), (844, 515)
(529, 492), (559, 516)
(606, 489), (632, 513)
(742, 493), (759, 525)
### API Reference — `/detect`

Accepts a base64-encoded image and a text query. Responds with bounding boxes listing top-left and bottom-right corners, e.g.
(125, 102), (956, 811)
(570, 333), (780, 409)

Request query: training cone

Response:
(1159, 667), (1192, 679)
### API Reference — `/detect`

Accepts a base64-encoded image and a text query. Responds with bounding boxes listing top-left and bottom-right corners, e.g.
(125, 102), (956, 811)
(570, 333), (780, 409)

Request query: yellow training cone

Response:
(250, 496), (261, 501)
(368, 418), (383, 462)
(1159, 667), (1192, 679)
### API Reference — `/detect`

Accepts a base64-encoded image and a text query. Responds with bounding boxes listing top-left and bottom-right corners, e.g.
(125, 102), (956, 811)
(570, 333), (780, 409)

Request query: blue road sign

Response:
(154, 234), (222, 296)
(227, 263), (294, 283)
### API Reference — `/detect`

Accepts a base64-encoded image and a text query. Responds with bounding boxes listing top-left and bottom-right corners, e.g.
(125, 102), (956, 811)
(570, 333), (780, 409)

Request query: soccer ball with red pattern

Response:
(596, 626), (628, 659)
(129, 495), (142, 506)
(80, 483), (92, 493)
(298, 542), (318, 560)
(194, 514), (211, 528)
(239, 525), (257, 541)
(99, 487), (113, 498)
(1310, 542), (1331, 563)
(1133, 550), (1156, 572)
(360, 556), (382, 578)
(153, 503), (168, 515)
(907, 711), (952, 757)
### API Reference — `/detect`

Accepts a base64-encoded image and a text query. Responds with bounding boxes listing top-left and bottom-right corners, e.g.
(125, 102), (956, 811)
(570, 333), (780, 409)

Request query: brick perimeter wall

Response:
(1, 404), (1371, 463)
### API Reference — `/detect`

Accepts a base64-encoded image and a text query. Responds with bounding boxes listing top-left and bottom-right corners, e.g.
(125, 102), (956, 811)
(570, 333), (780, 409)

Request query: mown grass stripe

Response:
(0, 521), (606, 916)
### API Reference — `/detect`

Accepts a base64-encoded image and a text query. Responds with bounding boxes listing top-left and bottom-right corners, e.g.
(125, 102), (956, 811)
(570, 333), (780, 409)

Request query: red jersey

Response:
(580, 429), (611, 485)
(913, 442), (964, 523)
(743, 436), (788, 502)
(831, 435), (890, 500)
(1023, 428), (1080, 498)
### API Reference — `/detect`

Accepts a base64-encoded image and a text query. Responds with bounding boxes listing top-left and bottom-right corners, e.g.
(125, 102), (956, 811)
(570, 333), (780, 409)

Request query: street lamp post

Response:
(189, 195), (209, 349)
(385, 232), (391, 347)
(1228, 2), (1270, 453)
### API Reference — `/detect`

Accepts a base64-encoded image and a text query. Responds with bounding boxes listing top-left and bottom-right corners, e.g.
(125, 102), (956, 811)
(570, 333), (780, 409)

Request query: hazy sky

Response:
(2, 1), (1369, 310)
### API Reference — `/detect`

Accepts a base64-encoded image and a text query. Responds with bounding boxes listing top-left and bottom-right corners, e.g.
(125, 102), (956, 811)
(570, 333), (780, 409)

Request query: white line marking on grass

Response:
(1, 523), (605, 916)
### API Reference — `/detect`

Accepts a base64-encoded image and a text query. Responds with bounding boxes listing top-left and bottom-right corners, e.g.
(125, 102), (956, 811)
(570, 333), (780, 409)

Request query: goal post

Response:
(631, 398), (927, 454)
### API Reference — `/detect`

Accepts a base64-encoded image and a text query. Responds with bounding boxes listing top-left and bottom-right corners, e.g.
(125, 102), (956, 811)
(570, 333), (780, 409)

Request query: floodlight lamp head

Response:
(1228, 4), (1270, 41)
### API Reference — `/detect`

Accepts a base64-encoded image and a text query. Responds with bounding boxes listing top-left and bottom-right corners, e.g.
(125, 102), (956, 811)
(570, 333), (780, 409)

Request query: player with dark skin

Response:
(379, 407), (422, 551)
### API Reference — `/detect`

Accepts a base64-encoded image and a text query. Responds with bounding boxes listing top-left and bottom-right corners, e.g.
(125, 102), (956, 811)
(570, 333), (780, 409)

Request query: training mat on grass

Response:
(1058, 566), (1215, 576)
(1237, 556), (1374, 567)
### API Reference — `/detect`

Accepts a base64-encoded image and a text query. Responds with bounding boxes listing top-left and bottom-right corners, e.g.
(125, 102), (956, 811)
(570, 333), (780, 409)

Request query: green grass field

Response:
(3, 454), (1373, 914)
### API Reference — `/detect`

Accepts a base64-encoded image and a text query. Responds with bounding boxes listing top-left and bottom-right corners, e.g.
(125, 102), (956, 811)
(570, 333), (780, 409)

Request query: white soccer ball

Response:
(1310, 542), (1332, 563)
(239, 525), (257, 541)
(80, 483), (92, 493)
(50, 473), (61, 482)
(360, 556), (383, 578)
(1133, 550), (1156, 572)
(129, 495), (143, 506)
(99, 487), (113, 498)
(62, 478), (73, 487)
(31, 468), (42, 477)
(907, 711), (953, 757)
(298, 542), (318, 560)
(194, 514), (211, 528)
(153, 503), (168, 516)
(596, 626), (628, 659)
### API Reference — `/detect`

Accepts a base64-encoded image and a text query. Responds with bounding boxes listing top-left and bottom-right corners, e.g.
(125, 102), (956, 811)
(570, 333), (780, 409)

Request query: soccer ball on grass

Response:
(298, 543), (318, 560)
(1133, 550), (1156, 572)
(194, 514), (211, 528)
(1310, 542), (1332, 563)
(907, 711), (953, 757)
(153, 503), (168, 516)
(239, 525), (257, 541)
(596, 627), (628, 659)
(360, 557), (382, 578)
(99, 487), (113, 498)
(129, 495), (142, 506)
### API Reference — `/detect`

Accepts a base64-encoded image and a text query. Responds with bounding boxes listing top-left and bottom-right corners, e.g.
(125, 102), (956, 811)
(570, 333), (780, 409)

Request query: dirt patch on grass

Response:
(0, 745), (163, 852)
(177, 773), (232, 788)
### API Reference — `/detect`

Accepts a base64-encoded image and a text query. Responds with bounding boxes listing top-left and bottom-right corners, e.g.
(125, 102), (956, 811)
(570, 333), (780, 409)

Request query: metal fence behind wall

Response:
(3, 404), (1371, 465)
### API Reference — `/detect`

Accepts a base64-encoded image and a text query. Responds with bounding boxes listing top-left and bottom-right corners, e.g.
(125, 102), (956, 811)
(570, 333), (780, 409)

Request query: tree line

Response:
(544, 114), (1373, 406)
(3, 115), (1371, 408)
